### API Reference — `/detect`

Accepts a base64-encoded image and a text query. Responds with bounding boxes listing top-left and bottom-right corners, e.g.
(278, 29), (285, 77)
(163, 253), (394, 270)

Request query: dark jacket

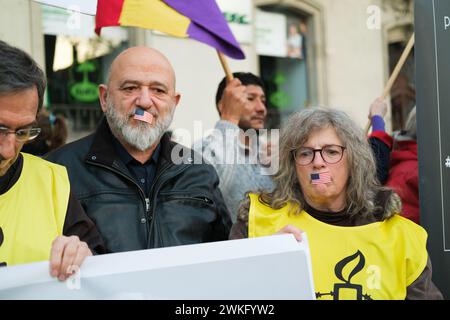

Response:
(368, 130), (393, 185)
(46, 118), (232, 253)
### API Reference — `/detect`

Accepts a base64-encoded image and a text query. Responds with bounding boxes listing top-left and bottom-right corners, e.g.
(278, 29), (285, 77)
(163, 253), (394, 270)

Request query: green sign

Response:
(70, 61), (99, 103)
(223, 12), (250, 25)
(269, 73), (291, 109)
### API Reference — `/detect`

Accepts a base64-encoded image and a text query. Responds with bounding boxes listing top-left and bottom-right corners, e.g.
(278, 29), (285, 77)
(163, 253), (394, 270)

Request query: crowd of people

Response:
(0, 39), (441, 299)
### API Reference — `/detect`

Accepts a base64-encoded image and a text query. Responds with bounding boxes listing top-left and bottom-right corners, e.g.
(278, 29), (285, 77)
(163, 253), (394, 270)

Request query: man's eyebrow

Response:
(0, 122), (37, 130)
(21, 121), (37, 129)
(247, 93), (266, 99)
(118, 80), (141, 88)
(119, 80), (169, 91)
(152, 82), (169, 91)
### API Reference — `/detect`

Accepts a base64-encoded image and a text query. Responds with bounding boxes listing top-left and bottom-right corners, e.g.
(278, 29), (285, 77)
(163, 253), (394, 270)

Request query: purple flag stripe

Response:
(163, 0), (245, 60)
(187, 23), (245, 60)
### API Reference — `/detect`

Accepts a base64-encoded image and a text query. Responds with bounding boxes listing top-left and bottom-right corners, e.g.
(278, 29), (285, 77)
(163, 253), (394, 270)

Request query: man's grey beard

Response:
(105, 100), (174, 151)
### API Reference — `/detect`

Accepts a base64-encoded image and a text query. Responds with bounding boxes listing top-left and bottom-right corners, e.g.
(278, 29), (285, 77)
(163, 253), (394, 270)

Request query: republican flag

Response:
(95, 0), (245, 60)
(311, 172), (331, 184)
(133, 108), (154, 124)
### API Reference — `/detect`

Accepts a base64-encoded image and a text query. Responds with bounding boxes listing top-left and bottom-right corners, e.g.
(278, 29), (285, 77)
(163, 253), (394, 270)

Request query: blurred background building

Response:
(0, 0), (415, 143)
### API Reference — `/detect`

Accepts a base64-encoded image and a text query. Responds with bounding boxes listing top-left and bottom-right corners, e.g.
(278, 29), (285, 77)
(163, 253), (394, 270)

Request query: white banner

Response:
(0, 235), (315, 300)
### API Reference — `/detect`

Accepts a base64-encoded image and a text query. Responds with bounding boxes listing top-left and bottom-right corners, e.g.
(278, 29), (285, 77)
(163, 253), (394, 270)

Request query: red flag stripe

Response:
(95, 0), (125, 35)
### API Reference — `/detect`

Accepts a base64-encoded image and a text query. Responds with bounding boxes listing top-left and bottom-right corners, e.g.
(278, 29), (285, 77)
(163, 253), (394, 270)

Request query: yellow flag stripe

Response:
(119, 0), (190, 37)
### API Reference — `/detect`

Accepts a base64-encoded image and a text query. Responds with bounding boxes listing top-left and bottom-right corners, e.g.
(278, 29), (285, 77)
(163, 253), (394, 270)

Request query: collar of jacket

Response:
(84, 117), (192, 171)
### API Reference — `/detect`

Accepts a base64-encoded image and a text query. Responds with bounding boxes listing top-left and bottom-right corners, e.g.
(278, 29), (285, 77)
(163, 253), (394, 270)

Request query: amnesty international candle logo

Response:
(0, 227), (6, 267)
(316, 250), (373, 300)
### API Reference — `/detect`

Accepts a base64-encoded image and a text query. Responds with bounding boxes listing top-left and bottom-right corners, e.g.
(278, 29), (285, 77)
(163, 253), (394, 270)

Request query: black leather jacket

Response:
(46, 118), (232, 253)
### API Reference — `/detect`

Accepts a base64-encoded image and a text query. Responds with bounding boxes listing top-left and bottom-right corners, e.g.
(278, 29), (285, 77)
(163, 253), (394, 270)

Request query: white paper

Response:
(0, 234), (315, 300)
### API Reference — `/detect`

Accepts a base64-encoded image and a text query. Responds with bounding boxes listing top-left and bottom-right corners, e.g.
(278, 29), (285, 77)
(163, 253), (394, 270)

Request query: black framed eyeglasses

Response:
(0, 127), (41, 142)
(293, 145), (346, 165)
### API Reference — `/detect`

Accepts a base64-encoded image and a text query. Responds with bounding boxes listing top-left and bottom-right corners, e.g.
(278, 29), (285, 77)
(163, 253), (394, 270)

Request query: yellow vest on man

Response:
(0, 153), (69, 266)
(248, 193), (428, 300)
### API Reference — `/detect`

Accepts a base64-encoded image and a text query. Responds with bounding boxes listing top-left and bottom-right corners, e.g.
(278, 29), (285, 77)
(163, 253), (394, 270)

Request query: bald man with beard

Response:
(47, 46), (232, 253)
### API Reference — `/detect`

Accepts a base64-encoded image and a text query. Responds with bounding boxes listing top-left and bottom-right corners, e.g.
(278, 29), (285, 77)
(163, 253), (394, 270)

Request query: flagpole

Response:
(365, 33), (415, 134)
(217, 50), (234, 82)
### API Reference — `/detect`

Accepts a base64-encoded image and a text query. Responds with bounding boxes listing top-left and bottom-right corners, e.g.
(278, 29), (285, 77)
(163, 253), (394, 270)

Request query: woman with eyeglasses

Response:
(230, 107), (442, 300)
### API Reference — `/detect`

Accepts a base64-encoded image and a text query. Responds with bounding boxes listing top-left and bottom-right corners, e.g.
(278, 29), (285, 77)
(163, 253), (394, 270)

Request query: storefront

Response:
(41, 5), (128, 134)
(0, 0), (414, 141)
(255, 0), (326, 128)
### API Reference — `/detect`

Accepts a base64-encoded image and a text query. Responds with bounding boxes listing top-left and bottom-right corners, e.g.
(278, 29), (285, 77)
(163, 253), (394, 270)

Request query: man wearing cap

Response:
(47, 46), (231, 253)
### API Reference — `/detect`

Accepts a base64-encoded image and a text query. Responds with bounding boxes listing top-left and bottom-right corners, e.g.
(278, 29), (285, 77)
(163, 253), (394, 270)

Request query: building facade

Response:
(0, 0), (414, 142)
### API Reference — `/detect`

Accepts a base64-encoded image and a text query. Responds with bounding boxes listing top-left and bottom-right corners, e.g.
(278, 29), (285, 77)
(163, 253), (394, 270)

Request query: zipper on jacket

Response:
(161, 195), (214, 205)
(86, 160), (148, 213)
(147, 163), (191, 247)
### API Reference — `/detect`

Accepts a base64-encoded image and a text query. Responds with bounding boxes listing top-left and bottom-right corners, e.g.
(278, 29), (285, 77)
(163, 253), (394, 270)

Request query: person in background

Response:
(22, 110), (68, 156)
(0, 40), (105, 280)
(367, 99), (419, 224)
(367, 97), (392, 184)
(230, 107), (442, 299)
(287, 23), (303, 59)
(385, 107), (419, 224)
(194, 72), (275, 222)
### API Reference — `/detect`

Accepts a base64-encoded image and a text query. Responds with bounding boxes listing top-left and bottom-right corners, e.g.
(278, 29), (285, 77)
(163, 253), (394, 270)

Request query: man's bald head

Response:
(107, 46), (176, 91)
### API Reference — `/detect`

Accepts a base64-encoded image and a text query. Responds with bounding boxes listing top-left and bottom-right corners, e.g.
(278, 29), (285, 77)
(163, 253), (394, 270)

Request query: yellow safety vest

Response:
(0, 153), (70, 266)
(248, 193), (428, 300)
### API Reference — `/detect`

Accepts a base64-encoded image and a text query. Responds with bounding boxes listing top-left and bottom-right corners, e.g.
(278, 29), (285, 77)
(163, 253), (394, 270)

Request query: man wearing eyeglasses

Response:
(0, 40), (105, 280)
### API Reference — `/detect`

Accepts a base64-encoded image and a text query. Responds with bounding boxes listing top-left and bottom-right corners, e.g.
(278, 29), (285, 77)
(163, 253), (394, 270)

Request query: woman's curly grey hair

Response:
(238, 107), (400, 221)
